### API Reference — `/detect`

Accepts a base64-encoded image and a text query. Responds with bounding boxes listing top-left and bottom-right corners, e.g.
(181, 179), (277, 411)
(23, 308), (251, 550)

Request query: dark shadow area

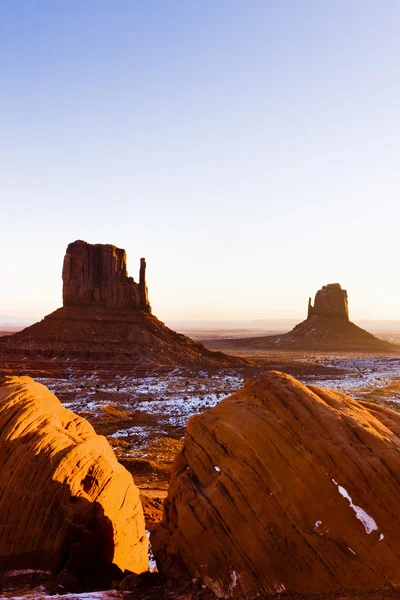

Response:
(0, 430), (124, 592)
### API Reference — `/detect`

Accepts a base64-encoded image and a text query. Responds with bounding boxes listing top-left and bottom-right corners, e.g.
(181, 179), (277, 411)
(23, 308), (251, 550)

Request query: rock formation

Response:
(0, 376), (148, 587)
(152, 371), (400, 598)
(204, 283), (394, 352)
(62, 240), (151, 312)
(307, 283), (349, 319)
(0, 241), (247, 374)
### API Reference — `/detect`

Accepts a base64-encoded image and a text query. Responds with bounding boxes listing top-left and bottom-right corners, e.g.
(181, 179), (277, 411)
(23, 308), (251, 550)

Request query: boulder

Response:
(62, 240), (151, 312)
(0, 376), (148, 588)
(152, 371), (400, 598)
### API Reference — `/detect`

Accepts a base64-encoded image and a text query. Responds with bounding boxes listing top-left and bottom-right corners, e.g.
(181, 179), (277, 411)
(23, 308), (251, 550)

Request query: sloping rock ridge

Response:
(152, 371), (400, 598)
(0, 376), (148, 587)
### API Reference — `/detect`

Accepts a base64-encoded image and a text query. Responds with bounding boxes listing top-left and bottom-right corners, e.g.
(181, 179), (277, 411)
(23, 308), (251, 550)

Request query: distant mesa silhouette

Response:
(205, 283), (393, 352)
(0, 240), (247, 375)
(307, 282), (349, 320)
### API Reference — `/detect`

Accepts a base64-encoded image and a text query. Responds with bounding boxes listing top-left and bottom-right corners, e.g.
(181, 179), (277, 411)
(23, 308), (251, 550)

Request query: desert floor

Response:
(3, 332), (400, 599)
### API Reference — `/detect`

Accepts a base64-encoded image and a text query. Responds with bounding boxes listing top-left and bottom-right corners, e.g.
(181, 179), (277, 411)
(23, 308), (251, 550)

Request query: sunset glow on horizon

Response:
(1, 1), (400, 322)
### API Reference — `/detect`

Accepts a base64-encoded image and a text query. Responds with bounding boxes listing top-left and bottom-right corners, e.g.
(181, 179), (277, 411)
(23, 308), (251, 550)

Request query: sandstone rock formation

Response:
(152, 371), (400, 598)
(0, 376), (148, 587)
(307, 283), (349, 319)
(62, 240), (151, 312)
(0, 241), (247, 374)
(204, 283), (394, 352)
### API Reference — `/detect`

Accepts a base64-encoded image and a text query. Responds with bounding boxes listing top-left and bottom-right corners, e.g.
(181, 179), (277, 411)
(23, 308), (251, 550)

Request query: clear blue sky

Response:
(1, 1), (400, 322)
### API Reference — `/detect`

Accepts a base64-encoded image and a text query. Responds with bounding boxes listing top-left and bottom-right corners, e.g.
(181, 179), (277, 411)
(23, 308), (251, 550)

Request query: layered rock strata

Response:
(62, 240), (151, 312)
(152, 371), (400, 598)
(0, 241), (247, 372)
(307, 283), (349, 319)
(204, 283), (393, 351)
(0, 376), (148, 586)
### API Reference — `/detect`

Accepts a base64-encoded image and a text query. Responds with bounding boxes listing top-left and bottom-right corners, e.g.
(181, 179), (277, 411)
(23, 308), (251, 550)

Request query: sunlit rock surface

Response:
(0, 376), (148, 587)
(152, 370), (400, 598)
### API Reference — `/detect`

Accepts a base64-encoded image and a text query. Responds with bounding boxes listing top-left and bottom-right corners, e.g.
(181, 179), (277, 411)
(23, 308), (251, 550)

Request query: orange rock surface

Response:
(0, 376), (148, 585)
(152, 371), (400, 598)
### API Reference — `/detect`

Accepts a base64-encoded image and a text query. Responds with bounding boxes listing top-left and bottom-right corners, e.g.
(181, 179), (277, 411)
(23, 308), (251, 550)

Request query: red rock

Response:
(0, 376), (148, 587)
(0, 242), (248, 373)
(152, 371), (400, 598)
(206, 283), (393, 352)
(62, 240), (151, 312)
(308, 283), (349, 319)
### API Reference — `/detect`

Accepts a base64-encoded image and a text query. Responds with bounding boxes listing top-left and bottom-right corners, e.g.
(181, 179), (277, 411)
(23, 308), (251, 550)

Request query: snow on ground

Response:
(5, 589), (127, 599)
(37, 371), (244, 431)
(304, 356), (400, 399)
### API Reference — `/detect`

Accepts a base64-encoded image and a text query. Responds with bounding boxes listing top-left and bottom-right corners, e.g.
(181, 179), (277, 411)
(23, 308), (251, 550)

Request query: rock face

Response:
(0, 241), (247, 373)
(308, 283), (349, 319)
(0, 376), (148, 587)
(152, 371), (400, 598)
(204, 283), (393, 352)
(62, 240), (151, 312)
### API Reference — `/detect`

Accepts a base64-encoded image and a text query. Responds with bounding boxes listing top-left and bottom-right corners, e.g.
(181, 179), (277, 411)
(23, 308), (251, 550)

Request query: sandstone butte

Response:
(205, 283), (394, 352)
(0, 240), (247, 374)
(152, 370), (400, 599)
(0, 376), (148, 588)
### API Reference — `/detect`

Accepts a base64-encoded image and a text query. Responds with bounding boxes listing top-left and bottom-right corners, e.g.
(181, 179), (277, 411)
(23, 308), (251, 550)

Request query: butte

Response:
(0, 240), (247, 376)
(205, 283), (394, 352)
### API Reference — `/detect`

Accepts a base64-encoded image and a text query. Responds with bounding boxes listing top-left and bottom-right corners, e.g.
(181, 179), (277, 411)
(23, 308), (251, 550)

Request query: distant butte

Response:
(205, 283), (395, 352)
(0, 241), (248, 375)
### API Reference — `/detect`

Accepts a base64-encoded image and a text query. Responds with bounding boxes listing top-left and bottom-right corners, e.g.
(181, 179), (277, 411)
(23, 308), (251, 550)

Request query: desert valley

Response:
(3, 3), (400, 598)
(1, 242), (400, 600)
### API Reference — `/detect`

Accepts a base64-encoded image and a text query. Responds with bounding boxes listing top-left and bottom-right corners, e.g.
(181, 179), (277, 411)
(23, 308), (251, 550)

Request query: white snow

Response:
(146, 530), (157, 572)
(379, 533), (385, 541)
(214, 466), (221, 472)
(348, 547), (357, 555)
(332, 479), (378, 534)
(230, 570), (238, 590)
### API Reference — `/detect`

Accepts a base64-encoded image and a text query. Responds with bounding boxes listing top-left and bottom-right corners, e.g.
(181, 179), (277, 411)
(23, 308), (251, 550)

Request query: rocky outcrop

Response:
(62, 240), (151, 312)
(308, 283), (349, 319)
(152, 371), (400, 598)
(204, 283), (394, 352)
(0, 376), (148, 587)
(0, 241), (247, 373)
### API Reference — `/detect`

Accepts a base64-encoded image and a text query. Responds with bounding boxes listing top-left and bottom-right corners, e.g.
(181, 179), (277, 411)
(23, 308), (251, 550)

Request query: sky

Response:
(1, 1), (400, 323)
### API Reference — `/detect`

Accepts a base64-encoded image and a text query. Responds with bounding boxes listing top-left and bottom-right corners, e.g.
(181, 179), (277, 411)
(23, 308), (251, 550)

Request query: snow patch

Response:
(214, 466), (221, 472)
(146, 530), (157, 572)
(332, 479), (378, 534)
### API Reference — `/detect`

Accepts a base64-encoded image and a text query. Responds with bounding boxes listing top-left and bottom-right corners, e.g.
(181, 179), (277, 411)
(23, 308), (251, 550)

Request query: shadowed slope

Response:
(0, 376), (148, 587)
